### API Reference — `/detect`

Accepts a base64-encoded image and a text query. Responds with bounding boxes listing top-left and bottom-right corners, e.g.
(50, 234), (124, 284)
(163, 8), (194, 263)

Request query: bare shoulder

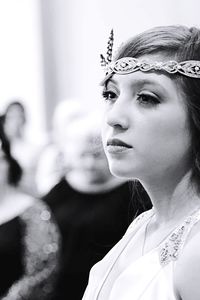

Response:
(174, 221), (200, 300)
(14, 192), (35, 206)
(12, 192), (35, 214)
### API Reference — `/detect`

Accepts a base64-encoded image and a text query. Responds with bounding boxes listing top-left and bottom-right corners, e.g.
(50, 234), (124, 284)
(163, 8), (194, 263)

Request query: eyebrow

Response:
(108, 77), (162, 86)
(106, 77), (168, 94)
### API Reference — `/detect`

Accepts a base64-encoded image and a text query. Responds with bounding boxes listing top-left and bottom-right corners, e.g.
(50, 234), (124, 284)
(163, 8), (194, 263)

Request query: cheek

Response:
(62, 147), (79, 168)
(137, 109), (191, 159)
(97, 158), (109, 170)
(101, 124), (108, 150)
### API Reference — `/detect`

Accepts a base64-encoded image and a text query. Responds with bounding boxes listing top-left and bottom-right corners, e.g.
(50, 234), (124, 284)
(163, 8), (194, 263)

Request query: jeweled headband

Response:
(100, 30), (200, 81)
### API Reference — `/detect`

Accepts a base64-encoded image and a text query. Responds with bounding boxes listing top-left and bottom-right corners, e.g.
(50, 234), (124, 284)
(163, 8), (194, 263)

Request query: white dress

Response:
(82, 208), (200, 300)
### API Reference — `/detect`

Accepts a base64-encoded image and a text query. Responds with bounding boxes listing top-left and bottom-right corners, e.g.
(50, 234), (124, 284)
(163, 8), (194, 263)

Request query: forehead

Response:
(107, 71), (179, 96)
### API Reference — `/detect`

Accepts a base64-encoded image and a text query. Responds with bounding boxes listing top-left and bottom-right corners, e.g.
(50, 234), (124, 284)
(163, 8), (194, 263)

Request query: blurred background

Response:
(0, 0), (200, 142)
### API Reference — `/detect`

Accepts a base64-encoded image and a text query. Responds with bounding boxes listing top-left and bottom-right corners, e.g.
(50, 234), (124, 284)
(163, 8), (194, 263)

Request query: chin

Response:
(108, 158), (145, 180)
(109, 164), (133, 180)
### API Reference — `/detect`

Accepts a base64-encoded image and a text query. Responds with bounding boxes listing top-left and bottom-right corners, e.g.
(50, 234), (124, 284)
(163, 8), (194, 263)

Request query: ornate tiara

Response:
(100, 30), (200, 79)
(100, 29), (114, 67)
(104, 57), (200, 78)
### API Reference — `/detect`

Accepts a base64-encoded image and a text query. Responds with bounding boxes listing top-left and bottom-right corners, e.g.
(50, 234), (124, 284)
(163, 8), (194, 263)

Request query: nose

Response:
(106, 98), (129, 130)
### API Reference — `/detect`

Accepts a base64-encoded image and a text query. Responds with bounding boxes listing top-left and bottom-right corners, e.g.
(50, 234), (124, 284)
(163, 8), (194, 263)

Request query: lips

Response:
(106, 138), (132, 153)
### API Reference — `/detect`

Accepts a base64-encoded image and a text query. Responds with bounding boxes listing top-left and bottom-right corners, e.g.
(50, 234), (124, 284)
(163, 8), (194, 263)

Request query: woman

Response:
(0, 120), (60, 299)
(83, 25), (200, 299)
(2, 101), (42, 197)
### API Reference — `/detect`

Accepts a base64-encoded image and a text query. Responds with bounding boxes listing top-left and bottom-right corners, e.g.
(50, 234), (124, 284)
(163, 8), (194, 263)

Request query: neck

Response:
(141, 170), (200, 224)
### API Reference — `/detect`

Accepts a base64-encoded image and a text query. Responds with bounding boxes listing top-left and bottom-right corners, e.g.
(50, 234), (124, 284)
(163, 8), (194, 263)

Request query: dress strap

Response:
(159, 208), (200, 266)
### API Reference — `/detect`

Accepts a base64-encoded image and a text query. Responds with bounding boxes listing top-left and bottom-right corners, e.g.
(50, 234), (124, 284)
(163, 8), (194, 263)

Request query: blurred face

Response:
(101, 54), (192, 183)
(63, 134), (112, 184)
(4, 105), (25, 139)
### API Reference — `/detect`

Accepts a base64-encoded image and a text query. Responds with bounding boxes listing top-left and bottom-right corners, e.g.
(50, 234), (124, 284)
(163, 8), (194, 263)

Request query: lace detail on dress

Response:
(159, 210), (200, 266)
(1, 199), (61, 300)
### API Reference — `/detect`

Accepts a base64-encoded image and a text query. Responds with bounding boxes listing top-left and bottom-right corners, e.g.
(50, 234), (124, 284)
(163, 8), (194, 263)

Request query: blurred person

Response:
(3, 101), (26, 141)
(0, 120), (60, 299)
(35, 98), (86, 196)
(43, 112), (151, 300)
(2, 100), (43, 197)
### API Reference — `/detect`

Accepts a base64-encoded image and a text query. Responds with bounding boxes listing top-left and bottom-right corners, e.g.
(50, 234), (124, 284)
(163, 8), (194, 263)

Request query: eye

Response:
(102, 90), (117, 102)
(136, 92), (160, 105)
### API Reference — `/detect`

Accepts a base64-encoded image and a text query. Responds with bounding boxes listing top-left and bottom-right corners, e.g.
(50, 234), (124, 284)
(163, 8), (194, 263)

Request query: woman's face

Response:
(101, 55), (192, 183)
(62, 132), (112, 185)
(4, 105), (25, 139)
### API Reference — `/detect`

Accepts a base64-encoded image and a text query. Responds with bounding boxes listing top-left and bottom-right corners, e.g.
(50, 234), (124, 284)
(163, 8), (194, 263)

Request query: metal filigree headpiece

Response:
(100, 29), (114, 67)
(103, 57), (200, 79)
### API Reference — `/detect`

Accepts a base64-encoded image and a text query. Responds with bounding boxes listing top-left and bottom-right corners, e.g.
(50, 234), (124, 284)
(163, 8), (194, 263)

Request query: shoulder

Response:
(174, 221), (200, 300)
(20, 197), (59, 237)
(20, 198), (61, 254)
(16, 192), (35, 208)
(125, 209), (153, 235)
(21, 197), (54, 223)
(0, 192), (34, 225)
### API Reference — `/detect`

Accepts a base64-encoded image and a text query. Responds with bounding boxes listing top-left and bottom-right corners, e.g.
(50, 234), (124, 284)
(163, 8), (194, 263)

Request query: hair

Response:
(64, 110), (104, 152)
(0, 117), (23, 186)
(112, 25), (200, 193)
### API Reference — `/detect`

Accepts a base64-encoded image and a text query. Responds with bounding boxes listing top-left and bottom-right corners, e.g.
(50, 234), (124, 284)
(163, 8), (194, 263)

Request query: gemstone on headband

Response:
(103, 57), (200, 79)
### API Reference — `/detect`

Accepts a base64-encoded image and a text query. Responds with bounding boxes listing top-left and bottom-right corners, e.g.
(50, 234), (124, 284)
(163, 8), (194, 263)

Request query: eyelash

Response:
(102, 90), (160, 106)
(136, 92), (160, 105)
(102, 90), (117, 102)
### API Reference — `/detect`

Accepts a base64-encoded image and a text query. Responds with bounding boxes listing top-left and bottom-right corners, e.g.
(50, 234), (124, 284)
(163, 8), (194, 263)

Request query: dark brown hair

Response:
(0, 118), (22, 185)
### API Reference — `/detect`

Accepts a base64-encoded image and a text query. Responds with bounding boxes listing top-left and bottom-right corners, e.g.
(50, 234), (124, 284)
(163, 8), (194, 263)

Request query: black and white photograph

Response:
(0, 0), (200, 299)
